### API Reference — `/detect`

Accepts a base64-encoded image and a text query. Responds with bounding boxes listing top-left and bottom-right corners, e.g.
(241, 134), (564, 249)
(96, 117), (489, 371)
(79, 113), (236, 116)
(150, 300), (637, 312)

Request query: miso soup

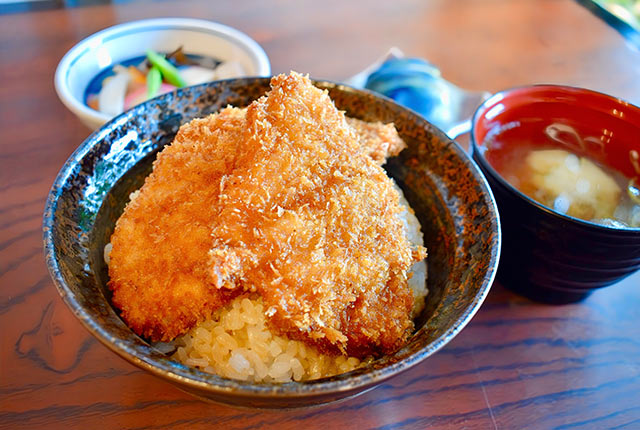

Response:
(481, 120), (640, 228)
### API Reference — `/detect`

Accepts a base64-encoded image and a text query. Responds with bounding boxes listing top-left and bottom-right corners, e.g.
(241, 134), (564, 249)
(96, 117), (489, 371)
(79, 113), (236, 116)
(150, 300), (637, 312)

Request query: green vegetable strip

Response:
(146, 49), (187, 87)
(146, 66), (162, 99)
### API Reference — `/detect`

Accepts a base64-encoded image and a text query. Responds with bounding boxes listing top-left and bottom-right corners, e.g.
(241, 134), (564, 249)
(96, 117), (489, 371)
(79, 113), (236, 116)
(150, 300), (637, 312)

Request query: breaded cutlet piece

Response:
(108, 107), (246, 341)
(207, 72), (426, 357)
(108, 72), (423, 353)
(346, 117), (406, 164)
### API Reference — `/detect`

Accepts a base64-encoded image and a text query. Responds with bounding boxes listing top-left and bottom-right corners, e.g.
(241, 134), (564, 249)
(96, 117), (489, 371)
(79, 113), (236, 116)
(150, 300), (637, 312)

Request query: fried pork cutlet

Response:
(108, 72), (426, 357)
(108, 107), (246, 341)
(346, 117), (406, 164)
(206, 73), (425, 357)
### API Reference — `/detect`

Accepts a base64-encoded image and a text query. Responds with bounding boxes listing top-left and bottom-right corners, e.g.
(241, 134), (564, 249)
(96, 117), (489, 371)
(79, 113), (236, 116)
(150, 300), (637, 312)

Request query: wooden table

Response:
(2, 0), (640, 428)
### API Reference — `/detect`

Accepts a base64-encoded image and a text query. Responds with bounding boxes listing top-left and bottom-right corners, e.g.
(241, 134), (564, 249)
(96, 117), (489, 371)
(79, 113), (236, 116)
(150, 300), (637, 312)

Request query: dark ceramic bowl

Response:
(471, 85), (640, 303)
(43, 77), (500, 408)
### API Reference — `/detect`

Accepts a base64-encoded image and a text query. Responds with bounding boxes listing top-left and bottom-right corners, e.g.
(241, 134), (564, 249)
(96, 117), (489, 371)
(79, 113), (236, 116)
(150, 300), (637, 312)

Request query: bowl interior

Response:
(44, 78), (500, 407)
(473, 85), (640, 192)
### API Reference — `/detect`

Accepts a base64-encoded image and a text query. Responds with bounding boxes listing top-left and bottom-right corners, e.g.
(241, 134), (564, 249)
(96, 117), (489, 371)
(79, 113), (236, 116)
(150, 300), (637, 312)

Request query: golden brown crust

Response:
(108, 107), (246, 341)
(347, 117), (407, 164)
(108, 72), (425, 357)
(206, 73), (424, 356)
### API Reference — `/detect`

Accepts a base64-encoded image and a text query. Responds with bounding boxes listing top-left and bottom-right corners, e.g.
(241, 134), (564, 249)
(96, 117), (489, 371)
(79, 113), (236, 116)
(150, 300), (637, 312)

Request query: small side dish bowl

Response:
(471, 85), (640, 303)
(54, 18), (270, 130)
(43, 78), (500, 408)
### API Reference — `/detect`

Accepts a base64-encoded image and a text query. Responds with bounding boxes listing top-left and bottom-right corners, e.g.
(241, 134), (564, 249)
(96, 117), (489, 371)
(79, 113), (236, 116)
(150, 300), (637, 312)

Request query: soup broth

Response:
(481, 120), (640, 228)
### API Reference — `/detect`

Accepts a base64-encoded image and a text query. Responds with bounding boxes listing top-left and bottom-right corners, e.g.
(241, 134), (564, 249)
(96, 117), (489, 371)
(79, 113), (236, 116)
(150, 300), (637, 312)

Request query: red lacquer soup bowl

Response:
(470, 85), (640, 303)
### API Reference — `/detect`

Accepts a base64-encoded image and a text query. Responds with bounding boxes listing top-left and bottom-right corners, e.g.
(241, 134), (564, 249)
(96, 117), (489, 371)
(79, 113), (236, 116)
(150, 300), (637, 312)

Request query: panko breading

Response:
(108, 107), (246, 341)
(108, 72), (426, 357)
(346, 117), (406, 164)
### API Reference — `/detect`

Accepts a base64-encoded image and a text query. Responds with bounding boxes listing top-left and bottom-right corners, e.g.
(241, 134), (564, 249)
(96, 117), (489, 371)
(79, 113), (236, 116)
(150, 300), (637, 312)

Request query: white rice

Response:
(395, 182), (428, 317)
(172, 296), (364, 382)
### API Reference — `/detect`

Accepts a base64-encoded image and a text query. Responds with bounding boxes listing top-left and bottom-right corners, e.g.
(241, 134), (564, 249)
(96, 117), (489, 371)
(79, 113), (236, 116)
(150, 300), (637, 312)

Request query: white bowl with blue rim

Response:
(54, 18), (270, 130)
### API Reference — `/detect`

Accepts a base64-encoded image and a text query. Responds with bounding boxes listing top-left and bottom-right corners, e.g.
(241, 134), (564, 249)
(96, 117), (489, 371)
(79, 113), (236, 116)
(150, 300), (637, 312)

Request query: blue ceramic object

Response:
(365, 58), (489, 138)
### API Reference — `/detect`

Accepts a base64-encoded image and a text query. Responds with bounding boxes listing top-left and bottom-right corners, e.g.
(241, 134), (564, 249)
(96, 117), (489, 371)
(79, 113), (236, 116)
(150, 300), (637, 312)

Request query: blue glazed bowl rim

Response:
(43, 77), (501, 399)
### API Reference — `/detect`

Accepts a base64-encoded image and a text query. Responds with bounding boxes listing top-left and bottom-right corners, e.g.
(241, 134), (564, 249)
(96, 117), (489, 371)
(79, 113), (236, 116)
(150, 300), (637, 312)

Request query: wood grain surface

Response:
(1, 0), (640, 429)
